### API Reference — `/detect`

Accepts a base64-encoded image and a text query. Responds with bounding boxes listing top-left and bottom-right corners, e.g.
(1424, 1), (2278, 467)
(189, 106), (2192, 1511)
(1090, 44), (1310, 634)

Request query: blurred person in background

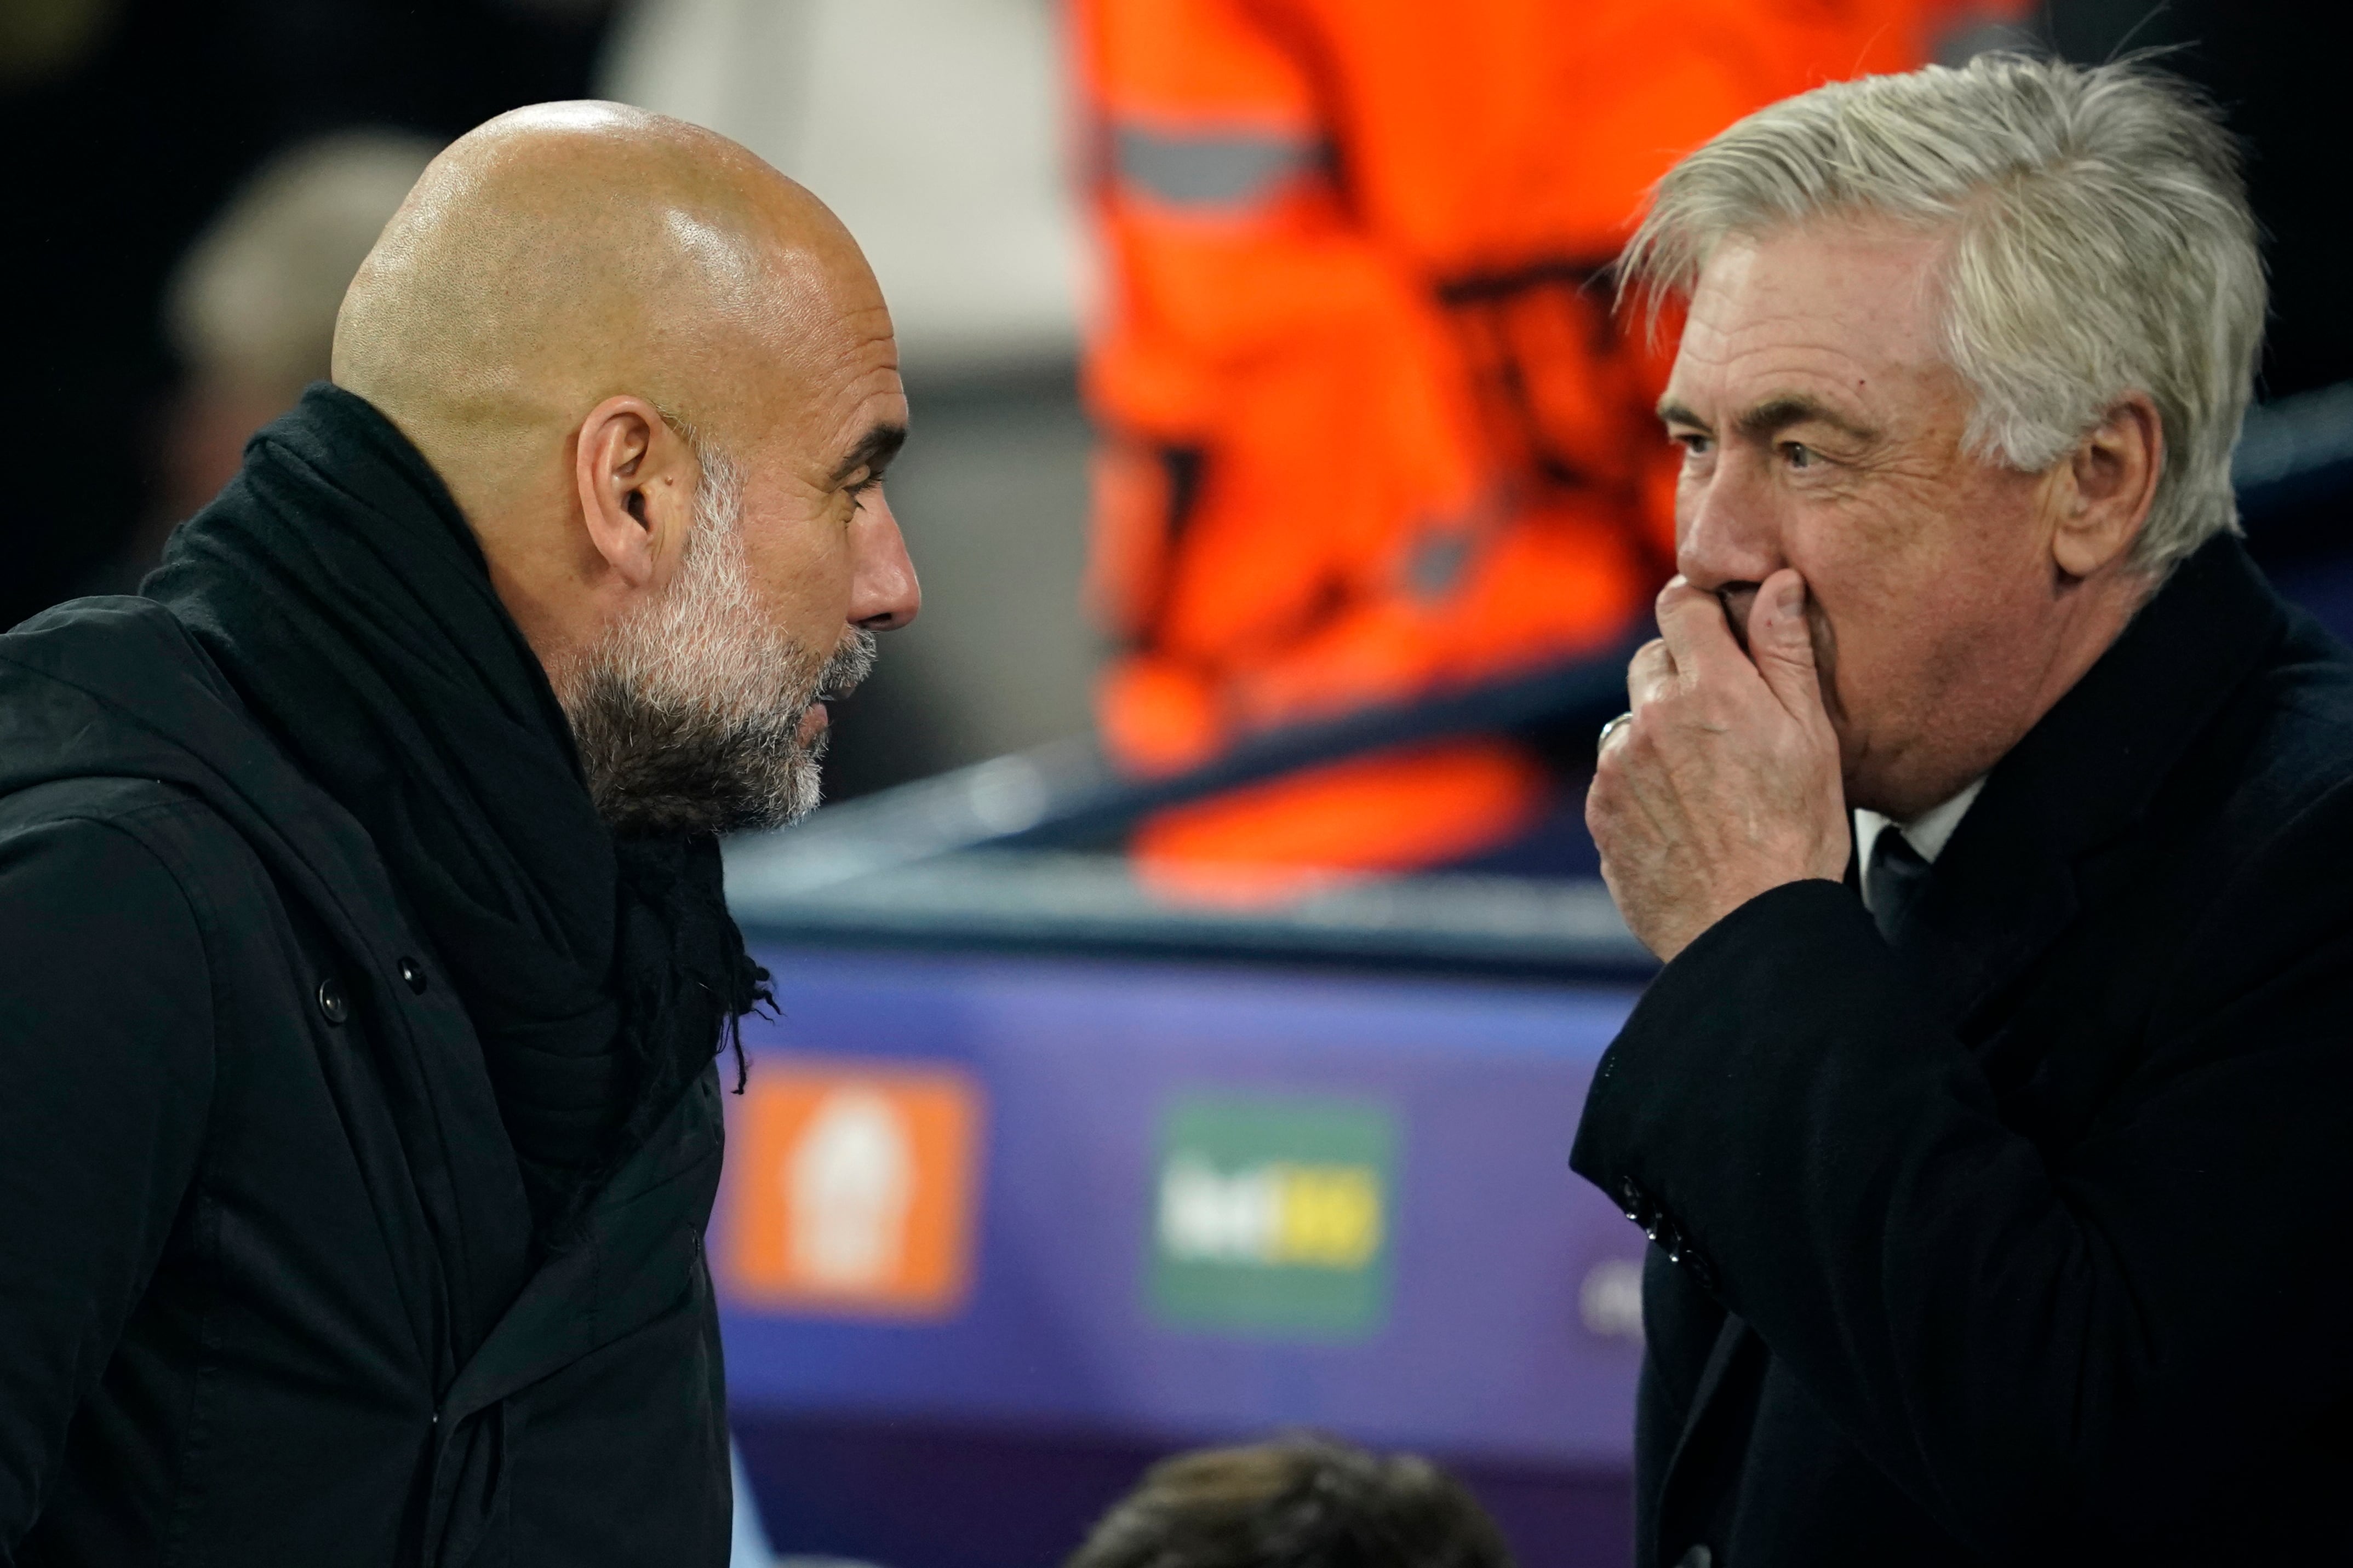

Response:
(0, 102), (917, 1563)
(1576, 55), (2353, 1563)
(2, 0), (616, 632)
(1073, 0), (2031, 892)
(1067, 1435), (1515, 1568)
(151, 131), (442, 532)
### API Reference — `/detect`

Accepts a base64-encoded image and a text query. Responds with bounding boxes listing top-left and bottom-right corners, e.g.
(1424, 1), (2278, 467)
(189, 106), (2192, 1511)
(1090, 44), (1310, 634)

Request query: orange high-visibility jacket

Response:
(1075, 0), (2019, 882)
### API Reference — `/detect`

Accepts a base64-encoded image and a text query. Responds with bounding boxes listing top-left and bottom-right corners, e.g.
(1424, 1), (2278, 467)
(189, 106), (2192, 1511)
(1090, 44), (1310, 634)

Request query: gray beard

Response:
(556, 447), (874, 837)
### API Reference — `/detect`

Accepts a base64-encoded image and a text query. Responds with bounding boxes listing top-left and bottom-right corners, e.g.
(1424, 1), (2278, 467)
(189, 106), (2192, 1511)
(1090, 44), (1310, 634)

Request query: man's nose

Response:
(1675, 455), (1782, 594)
(848, 489), (921, 631)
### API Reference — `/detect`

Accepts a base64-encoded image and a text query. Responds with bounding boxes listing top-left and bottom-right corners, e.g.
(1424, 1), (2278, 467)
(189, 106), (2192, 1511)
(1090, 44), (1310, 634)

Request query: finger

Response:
(1748, 567), (1829, 725)
(1653, 577), (1755, 691)
(1627, 637), (1676, 715)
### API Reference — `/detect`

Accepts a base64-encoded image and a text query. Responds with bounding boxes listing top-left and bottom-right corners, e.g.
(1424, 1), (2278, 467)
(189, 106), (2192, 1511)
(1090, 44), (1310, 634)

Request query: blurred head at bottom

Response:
(1067, 1435), (1516, 1568)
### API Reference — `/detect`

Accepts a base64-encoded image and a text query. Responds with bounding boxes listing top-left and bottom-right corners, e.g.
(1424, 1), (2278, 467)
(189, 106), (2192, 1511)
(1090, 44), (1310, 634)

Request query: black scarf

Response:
(146, 383), (767, 1240)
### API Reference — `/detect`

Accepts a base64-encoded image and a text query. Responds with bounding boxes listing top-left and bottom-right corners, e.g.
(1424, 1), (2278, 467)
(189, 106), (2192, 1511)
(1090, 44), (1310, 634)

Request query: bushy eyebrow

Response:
(1656, 393), (1881, 446)
(1733, 394), (1880, 445)
(828, 422), (908, 489)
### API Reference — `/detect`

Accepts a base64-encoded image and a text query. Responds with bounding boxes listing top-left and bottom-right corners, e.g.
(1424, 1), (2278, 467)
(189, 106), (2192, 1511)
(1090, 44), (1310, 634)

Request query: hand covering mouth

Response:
(1720, 584), (1760, 656)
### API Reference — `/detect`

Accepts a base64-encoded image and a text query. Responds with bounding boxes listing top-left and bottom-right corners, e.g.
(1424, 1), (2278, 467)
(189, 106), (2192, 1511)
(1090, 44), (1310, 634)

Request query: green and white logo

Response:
(1148, 1093), (1396, 1339)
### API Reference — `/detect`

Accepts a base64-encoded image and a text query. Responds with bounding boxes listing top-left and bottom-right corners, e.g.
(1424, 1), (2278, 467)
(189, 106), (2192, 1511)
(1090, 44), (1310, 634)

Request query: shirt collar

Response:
(1854, 773), (1988, 909)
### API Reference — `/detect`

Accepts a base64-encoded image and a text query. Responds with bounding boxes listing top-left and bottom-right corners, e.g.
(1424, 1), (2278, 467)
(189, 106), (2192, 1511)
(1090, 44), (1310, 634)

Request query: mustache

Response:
(817, 627), (877, 702)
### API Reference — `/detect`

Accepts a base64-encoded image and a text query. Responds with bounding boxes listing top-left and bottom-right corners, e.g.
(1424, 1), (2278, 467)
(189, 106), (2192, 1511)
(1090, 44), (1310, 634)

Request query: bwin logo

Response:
(1157, 1156), (1383, 1270)
(1147, 1093), (1397, 1339)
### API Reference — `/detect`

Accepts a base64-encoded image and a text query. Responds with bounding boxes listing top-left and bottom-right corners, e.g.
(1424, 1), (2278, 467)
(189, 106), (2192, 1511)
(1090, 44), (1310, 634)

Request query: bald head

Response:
(331, 100), (919, 832)
(335, 101), (875, 497)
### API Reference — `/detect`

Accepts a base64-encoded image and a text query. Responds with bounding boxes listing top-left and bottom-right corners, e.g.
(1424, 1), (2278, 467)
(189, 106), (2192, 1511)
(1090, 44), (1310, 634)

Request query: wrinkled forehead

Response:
(1676, 220), (1955, 393)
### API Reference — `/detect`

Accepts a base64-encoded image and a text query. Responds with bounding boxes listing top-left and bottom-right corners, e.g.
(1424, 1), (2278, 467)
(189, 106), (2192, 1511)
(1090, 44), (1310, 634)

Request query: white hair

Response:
(1620, 54), (2264, 572)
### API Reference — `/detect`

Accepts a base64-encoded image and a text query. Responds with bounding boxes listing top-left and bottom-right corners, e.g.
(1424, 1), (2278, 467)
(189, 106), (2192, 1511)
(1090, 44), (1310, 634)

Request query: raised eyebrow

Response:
(1733, 394), (1879, 445)
(828, 422), (908, 489)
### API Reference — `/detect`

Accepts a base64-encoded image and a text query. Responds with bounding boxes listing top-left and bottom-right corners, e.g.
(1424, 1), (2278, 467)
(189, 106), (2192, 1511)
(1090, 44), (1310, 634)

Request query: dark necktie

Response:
(1865, 826), (1932, 943)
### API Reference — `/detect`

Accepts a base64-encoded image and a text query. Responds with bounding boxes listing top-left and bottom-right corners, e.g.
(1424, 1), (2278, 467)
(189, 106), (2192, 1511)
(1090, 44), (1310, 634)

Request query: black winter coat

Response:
(1571, 536), (2353, 1565)
(0, 597), (731, 1565)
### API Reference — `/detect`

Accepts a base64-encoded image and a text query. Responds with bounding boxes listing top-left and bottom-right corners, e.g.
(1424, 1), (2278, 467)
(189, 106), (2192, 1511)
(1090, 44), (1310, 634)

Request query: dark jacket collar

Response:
(1897, 533), (2287, 1029)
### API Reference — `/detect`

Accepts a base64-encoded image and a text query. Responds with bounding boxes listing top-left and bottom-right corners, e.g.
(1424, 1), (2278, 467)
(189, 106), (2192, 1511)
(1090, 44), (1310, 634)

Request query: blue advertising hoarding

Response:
(715, 945), (1649, 1469)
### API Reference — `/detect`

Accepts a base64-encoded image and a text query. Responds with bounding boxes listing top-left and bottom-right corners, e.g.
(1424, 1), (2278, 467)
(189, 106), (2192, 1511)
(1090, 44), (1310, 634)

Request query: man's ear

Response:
(2051, 391), (2163, 580)
(574, 395), (696, 589)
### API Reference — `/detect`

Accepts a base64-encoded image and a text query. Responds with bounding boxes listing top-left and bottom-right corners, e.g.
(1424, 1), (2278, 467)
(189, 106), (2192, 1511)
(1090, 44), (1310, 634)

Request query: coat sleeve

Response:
(0, 811), (215, 1548)
(1569, 789), (2353, 1553)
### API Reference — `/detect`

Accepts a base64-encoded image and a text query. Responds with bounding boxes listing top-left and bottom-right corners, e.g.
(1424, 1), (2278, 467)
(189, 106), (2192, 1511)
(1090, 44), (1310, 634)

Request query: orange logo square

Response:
(720, 1057), (985, 1318)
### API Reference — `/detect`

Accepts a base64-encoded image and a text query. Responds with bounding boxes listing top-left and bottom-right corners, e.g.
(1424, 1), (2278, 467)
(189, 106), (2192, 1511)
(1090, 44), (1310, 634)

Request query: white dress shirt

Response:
(1854, 776), (1987, 916)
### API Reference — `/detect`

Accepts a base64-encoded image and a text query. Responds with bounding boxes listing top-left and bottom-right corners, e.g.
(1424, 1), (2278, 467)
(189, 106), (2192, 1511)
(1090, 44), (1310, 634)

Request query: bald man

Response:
(0, 104), (917, 1565)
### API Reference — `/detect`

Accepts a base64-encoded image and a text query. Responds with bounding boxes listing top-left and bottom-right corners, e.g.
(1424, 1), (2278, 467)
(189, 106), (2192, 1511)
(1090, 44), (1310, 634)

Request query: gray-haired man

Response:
(1573, 55), (2353, 1565)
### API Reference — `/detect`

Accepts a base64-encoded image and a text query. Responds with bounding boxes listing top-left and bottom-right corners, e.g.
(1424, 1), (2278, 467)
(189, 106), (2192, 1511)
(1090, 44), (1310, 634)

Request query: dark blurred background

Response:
(4, 0), (615, 623)
(2045, 0), (2352, 405)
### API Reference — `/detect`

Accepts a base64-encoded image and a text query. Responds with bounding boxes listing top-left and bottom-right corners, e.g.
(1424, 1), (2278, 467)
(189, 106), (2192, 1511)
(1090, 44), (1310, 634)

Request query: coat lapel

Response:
(1892, 537), (2285, 1036)
(420, 1071), (724, 1561)
(437, 1069), (724, 1426)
